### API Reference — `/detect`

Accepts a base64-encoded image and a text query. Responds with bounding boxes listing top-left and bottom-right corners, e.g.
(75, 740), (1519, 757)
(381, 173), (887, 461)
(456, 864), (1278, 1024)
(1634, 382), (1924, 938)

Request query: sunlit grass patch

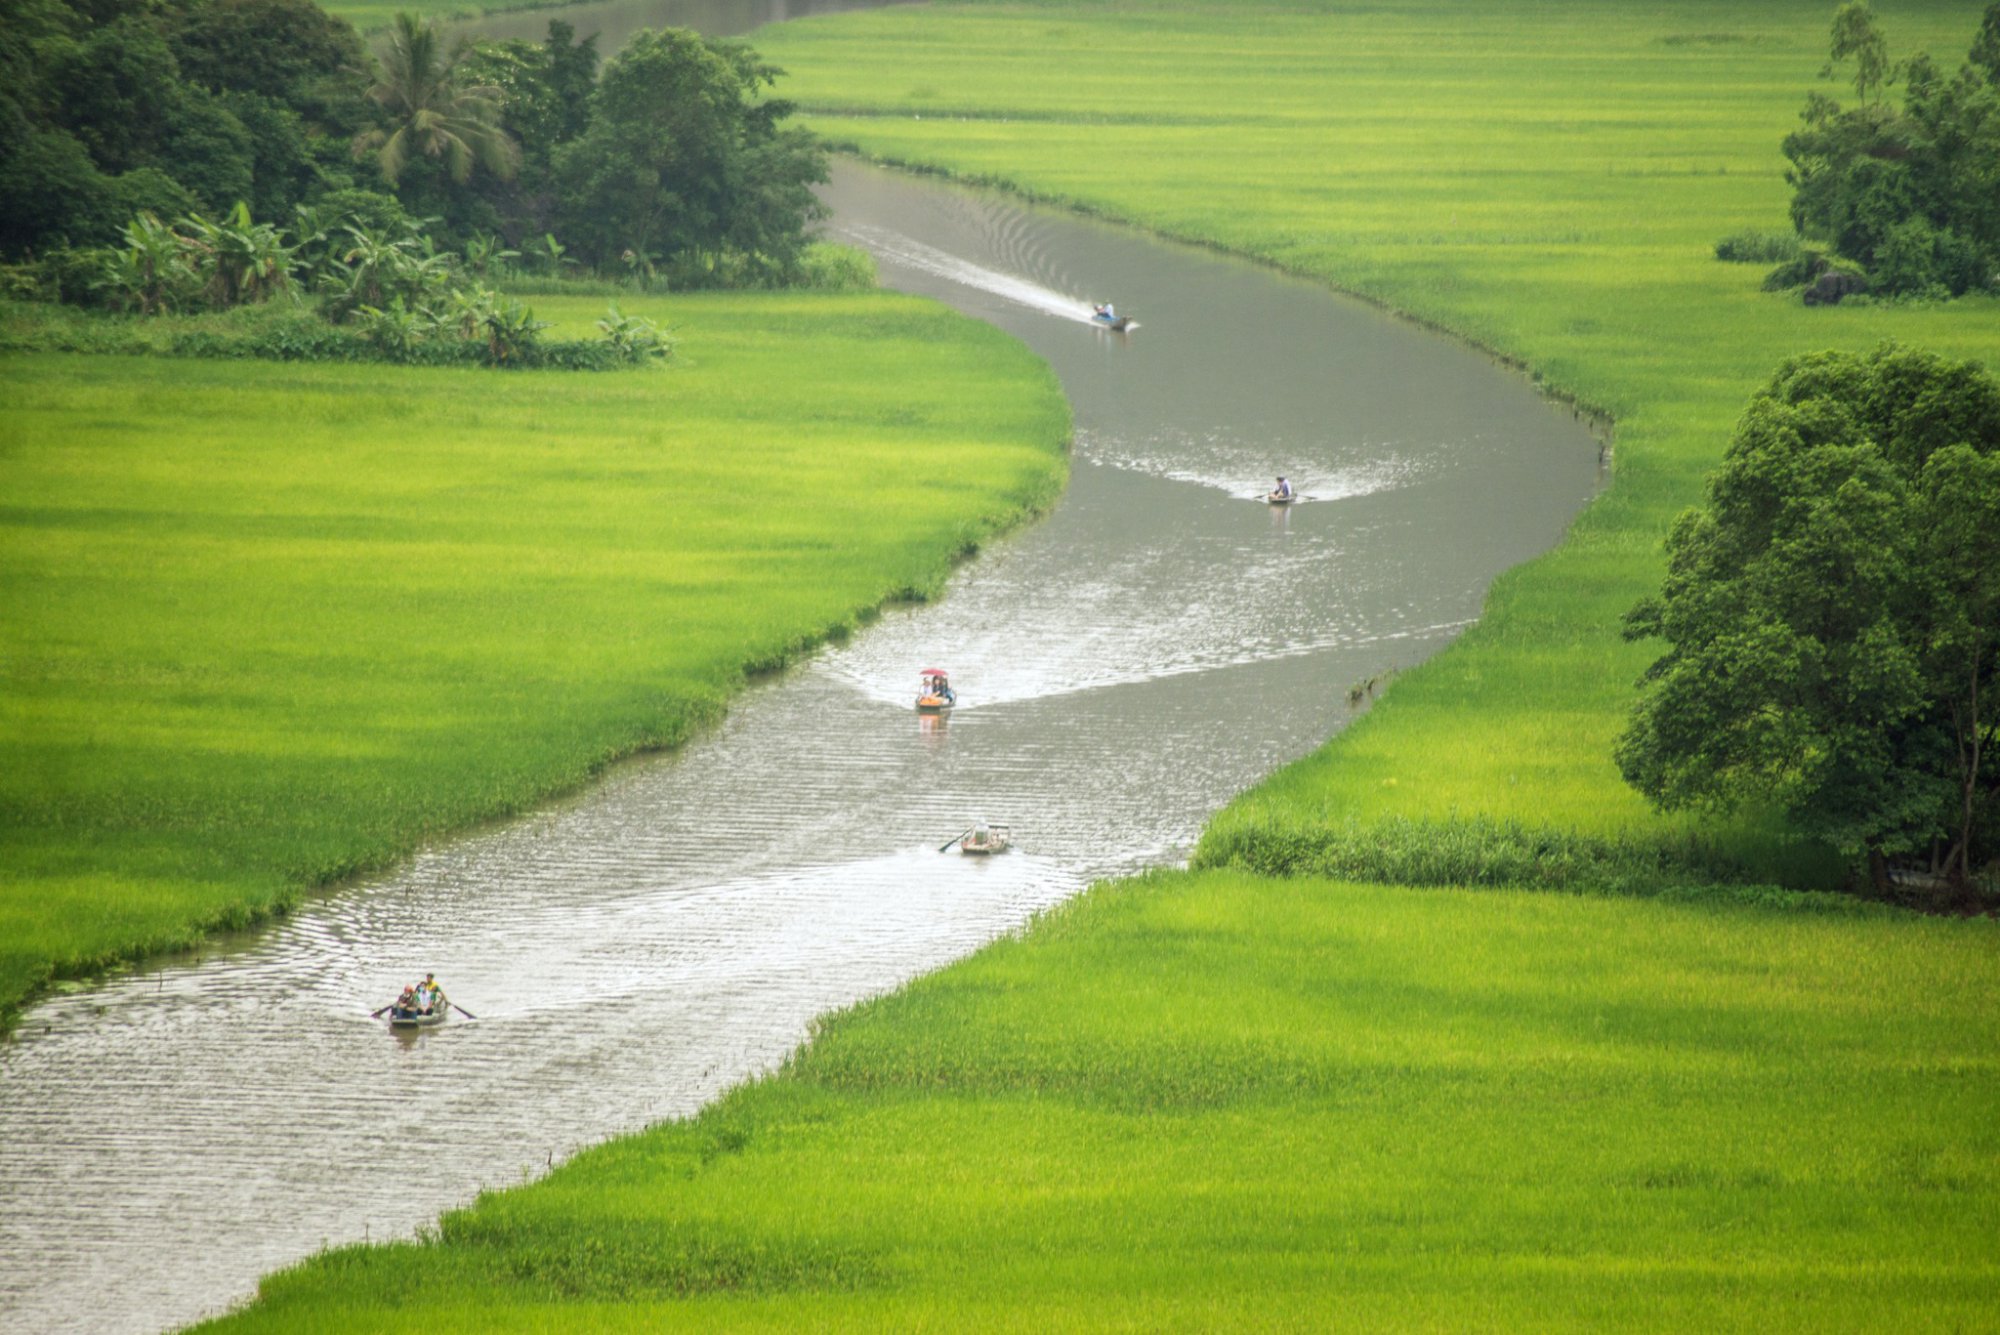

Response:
(0, 291), (1070, 1022)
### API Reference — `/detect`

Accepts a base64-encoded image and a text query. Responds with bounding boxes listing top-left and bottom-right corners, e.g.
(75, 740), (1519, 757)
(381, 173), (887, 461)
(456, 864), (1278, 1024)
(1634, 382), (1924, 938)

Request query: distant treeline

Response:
(0, 0), (829, 286)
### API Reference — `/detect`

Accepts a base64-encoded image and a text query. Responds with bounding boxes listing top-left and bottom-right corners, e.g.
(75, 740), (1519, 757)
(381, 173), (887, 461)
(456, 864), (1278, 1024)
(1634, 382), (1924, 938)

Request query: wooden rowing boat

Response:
(386, 1003), (449, 1029)
(959, 823), (1011, 855)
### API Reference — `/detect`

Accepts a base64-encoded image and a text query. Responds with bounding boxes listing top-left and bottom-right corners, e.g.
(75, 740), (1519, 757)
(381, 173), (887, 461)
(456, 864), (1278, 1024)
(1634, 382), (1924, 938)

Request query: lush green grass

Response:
(738, 0), (2000, 884)
(202, 869), (2000, 1331)
(0, 291), (1069, 1024)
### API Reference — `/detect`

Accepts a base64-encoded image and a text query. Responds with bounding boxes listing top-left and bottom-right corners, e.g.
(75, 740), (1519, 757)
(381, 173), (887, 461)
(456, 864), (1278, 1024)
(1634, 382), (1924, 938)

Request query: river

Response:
(0, 11), (1602, 1332)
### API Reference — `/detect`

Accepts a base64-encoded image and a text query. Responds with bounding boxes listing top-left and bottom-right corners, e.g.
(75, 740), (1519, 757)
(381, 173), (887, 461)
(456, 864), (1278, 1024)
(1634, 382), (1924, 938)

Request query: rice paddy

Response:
(0, 291), (1070, 1024)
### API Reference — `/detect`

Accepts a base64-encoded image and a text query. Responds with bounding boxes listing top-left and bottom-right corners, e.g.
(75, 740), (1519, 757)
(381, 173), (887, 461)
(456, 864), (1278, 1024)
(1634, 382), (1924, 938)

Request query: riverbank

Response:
(199, 870), (2000, 1331)
(0, 291), (1069, 1029)
(759, 0), (1998, 889)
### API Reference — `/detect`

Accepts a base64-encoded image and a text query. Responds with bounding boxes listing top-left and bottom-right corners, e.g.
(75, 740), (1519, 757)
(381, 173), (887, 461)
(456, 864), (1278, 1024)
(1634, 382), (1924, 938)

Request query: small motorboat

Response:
(958, 822), (1011, 855)
(916, 667), (956, 712)
(1090, 304), (1135, 332)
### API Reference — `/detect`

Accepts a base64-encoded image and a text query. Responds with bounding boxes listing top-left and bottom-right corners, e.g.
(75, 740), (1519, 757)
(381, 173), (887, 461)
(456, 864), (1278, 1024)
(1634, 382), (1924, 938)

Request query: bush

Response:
(1191, 813), (1849, 898)
(795, 241), (878, 291)
(1760, 245), (1830, 290)
(1714, 231), (1800, 264)
(1873, 218), (1989, 297)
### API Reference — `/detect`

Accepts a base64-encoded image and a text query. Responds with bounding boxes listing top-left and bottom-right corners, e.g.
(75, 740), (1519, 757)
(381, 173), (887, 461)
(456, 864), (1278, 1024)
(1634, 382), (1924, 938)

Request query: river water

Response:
(0, 18), (1602, 1334)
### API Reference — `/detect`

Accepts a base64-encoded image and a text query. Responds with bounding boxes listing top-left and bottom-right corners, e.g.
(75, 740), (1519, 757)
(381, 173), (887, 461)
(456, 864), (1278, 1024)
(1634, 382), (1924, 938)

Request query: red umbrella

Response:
(919, 668), (949, 677)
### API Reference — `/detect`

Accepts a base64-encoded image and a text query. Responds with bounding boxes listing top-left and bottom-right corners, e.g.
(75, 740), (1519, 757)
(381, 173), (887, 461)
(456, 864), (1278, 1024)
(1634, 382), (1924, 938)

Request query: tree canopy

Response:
(1618, 345), (2000, 894)
(1778, 2), (2000, 299)
(0, 0), (372, 255)
(550, 28), (827, 278)
(353, 13), (519, 189)
(2, 0), (831, 286)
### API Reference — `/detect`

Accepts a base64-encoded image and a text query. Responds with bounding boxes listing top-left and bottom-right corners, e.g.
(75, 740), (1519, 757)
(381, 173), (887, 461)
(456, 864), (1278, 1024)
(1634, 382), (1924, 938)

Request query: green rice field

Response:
(29, 0), (2000, 1326)
(747, 0), (2000, 883)
(201, 869), (2000, 1331)
(0, 292), (1069, 1024)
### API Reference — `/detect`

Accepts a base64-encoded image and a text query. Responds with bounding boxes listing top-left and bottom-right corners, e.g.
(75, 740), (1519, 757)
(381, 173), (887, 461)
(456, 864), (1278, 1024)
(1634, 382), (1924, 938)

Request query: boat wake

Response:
(830, 221), (1108, 326)
(1079, 427), (1430, 503)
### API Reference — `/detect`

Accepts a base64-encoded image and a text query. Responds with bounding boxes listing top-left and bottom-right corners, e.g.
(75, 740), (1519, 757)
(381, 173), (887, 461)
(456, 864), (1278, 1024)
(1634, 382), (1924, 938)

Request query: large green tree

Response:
(1618, 346), (2000, 894)
(551, 27), (825, 278)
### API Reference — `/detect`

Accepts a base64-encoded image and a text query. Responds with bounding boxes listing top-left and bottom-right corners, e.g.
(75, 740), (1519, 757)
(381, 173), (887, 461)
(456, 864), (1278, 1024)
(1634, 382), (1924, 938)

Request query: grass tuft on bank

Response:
(200, 870), (2000, 1331)
(750, 0), (2000, 890)
(0, 291), (1070, 1026)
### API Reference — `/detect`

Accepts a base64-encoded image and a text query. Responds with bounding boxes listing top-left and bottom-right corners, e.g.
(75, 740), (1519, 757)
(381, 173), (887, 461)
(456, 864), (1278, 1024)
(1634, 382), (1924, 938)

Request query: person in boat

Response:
(419, 973), (444, 1013)
(1272, 476), (1295, 500)
(1093, 302), (1116, 321)
(394, 985), (420, 1018)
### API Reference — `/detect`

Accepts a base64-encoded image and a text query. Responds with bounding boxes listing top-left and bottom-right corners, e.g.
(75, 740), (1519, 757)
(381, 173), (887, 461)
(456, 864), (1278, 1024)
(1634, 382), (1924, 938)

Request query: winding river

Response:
(0, 9), (1603, 1331)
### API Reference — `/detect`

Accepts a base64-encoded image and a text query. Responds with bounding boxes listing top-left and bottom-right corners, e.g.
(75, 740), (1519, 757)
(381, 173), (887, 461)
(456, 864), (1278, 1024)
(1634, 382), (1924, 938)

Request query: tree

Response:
(352, 13), (519, 188)
(1825, 0), (1891, 104)
(0, 0), (373, 257)
(552, 28), (825, 277)
(1618, 345), (2000, 894)
(1778, 3), (2000, 298)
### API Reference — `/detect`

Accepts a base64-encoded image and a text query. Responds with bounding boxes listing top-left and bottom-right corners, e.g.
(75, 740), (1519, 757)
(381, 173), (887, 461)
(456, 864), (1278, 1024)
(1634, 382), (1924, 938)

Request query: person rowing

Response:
(1269, 476), (1295, 502)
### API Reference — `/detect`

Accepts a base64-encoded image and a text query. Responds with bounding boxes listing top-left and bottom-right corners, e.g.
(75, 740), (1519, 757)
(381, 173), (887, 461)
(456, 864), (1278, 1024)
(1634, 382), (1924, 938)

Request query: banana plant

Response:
(181, 203), (294, 309)
(108, 212), (199, 315)
(596, 302), (672, 363)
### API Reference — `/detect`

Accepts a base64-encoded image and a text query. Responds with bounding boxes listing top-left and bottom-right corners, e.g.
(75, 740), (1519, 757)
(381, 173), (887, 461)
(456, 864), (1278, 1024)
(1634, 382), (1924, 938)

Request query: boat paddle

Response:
(449, 1002), (476, 1020)
(369, 1003), (395, 1019)
(937, 827), (973, 853)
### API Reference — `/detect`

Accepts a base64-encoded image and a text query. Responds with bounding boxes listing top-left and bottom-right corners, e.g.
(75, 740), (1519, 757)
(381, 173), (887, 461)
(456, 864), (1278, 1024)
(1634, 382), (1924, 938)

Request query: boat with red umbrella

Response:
(916, 668), (956, 712)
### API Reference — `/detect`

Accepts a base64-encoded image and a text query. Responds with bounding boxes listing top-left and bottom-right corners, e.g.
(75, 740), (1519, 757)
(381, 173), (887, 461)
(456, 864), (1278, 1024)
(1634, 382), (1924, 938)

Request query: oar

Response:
(370, 1002), (395, 1018)
(937, 827), (973, 853)
(450, 1002), (476, 1020)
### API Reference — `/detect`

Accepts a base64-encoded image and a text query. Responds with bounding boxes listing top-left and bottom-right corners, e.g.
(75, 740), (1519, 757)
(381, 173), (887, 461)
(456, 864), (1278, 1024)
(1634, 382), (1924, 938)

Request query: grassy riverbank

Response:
(0, 291), (1069, 1026)
(757, 0), (1999, 887)
(202, 870), (2000, 1331)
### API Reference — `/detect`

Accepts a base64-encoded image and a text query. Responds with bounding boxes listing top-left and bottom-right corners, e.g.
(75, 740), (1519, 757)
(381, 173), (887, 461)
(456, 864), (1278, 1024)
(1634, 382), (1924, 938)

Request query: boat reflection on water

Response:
(917, 710), (948, 740)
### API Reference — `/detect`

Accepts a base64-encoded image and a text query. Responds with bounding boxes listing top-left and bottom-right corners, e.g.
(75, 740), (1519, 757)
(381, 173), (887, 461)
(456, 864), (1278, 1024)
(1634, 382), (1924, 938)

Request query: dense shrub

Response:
(793, 242), (879, 292)
(1778, 3), (2000, 300)
(1714, 231), (1800, 263)
(1191, 813), (1848, 898)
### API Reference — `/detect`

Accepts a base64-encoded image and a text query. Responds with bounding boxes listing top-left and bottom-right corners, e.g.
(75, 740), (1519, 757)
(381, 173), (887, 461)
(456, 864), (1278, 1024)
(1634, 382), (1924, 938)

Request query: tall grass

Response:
(740, 0), (2000, 888)
(0, 291), (1070, 1024)
(201, 870), (2000, 1330)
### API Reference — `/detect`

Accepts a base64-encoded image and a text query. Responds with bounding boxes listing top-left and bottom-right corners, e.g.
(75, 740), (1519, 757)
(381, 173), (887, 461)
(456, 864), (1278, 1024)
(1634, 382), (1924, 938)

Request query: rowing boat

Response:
(385, 999), (449, 1028)
(959, 823), (1011, 855)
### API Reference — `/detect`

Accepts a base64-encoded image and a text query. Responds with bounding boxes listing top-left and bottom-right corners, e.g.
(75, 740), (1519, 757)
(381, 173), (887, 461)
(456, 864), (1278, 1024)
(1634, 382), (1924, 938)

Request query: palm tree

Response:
(353, 14), (521, 187)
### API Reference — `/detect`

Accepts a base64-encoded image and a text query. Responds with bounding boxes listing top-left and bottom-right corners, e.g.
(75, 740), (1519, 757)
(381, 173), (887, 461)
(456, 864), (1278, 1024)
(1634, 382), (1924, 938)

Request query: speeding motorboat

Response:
(916, 668), (956, 712)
